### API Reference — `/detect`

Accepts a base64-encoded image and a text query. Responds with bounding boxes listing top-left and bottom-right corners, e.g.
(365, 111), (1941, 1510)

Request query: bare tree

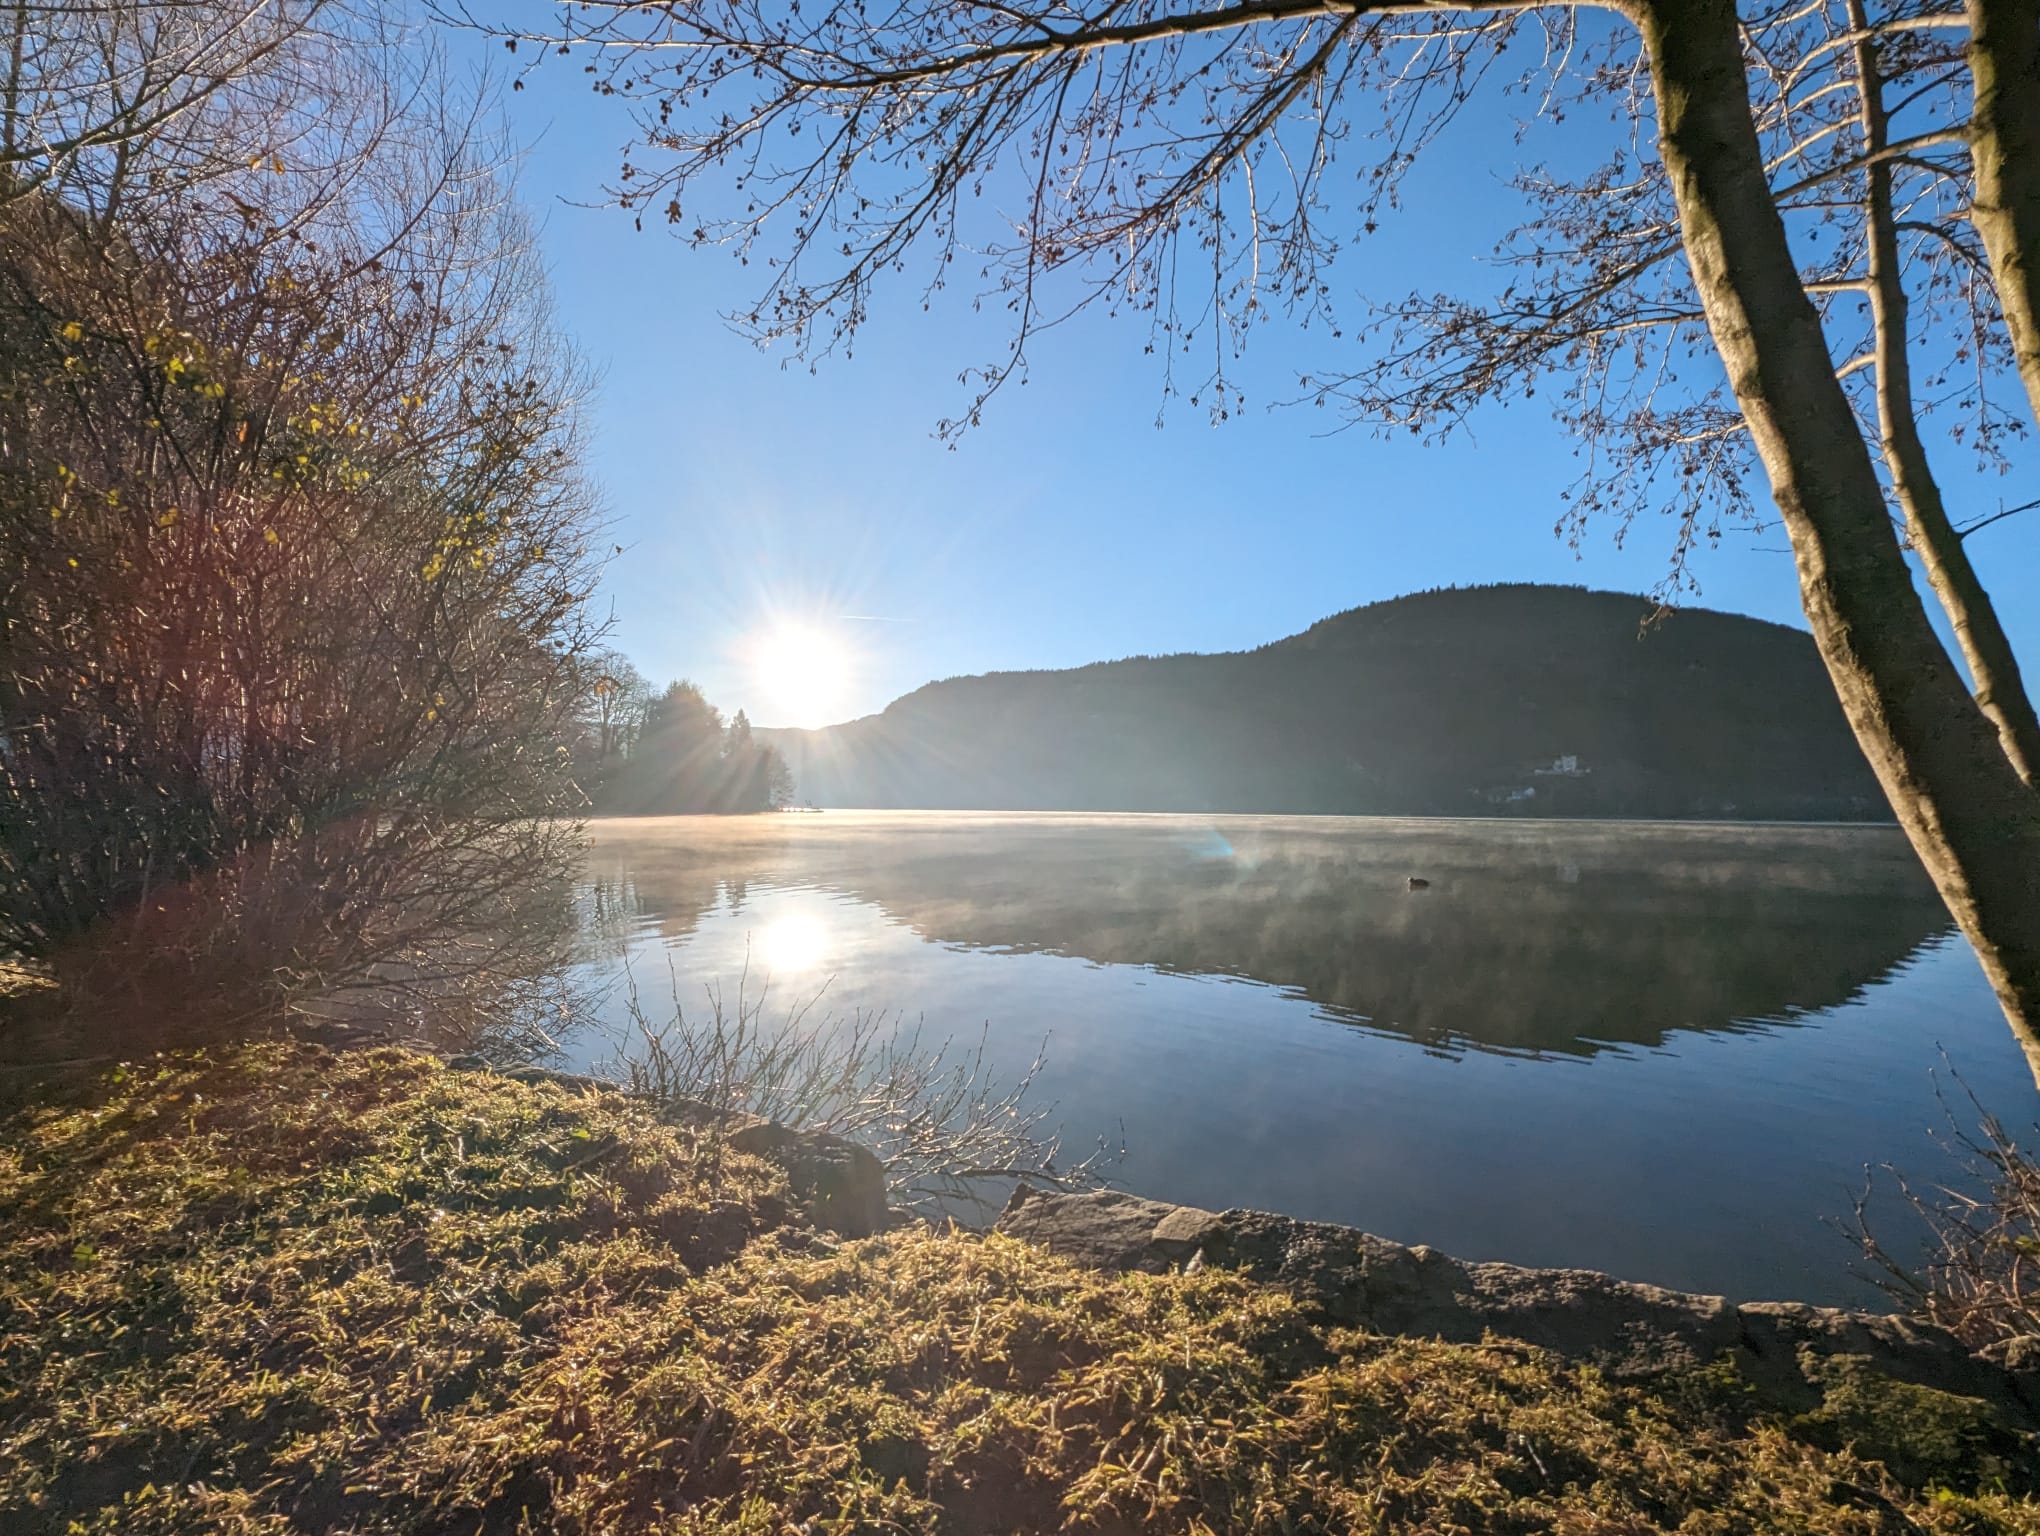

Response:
(482, 0), (2040, 1079)
(1830, 0), (2040, 783)
(0, 1), (343, 219)
(581, 650), (654, 776)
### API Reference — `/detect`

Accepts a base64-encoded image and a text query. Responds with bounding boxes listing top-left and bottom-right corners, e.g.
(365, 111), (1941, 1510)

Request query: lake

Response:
(563, 811), (2033, 1307)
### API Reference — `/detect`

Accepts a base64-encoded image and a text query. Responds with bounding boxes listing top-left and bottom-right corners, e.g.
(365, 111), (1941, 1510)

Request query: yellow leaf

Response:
(61, 321), (82, 341)
(263, 527), (280, 545)
(157, 508), (179, 528)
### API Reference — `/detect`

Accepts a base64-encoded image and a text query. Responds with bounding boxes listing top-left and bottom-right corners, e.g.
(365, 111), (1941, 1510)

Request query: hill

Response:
(762, 584), (1888, 819)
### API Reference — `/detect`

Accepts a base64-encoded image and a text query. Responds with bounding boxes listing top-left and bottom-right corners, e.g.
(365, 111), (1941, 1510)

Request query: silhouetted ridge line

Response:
(763, 584), (1887, 819)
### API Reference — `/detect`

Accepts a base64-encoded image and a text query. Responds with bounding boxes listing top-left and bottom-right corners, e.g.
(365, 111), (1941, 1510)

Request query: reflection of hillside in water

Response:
(580, 815), (1953, 1057)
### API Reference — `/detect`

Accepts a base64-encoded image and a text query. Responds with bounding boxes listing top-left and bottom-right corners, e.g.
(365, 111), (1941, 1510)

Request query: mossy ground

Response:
(1, 1043), (2035, 1534)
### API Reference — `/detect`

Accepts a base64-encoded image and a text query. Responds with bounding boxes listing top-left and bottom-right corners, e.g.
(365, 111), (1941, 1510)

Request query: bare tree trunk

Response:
(3, 4), (25, 165)
(1850, 1), (2040, 786)
(1967, 0), (2040, 430)
(1636, 0), (2040, 1082)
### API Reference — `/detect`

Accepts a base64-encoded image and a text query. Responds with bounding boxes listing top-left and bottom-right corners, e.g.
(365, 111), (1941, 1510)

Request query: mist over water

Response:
(563, 812), (2029, 1307)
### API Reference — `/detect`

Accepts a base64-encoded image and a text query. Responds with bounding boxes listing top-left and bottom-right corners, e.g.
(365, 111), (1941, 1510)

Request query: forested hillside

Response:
(764, 585), (1888, 819)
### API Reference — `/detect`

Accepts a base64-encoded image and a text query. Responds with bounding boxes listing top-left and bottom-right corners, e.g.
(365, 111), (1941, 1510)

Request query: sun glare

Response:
(749, 622), (851, 728)
(758, 912), (830, 974)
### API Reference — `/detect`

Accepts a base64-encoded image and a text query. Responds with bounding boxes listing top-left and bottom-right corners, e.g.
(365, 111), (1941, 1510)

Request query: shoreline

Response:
(488, 1057), (2038, 1421)
(587, 806), (1909, 831)
(5, 1039), (2036, 1532)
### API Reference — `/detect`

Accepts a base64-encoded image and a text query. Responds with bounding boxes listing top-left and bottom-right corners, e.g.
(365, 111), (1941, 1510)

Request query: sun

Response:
(748, 621), (851, 727)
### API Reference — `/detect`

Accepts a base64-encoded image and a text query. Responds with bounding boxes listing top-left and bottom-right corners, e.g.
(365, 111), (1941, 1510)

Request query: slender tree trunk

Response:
(1635, 0), (2040, 1082)
(1967, 0), (2040, 430)
(1850, 1), (2040, 786)
(3, 3), (25, 165)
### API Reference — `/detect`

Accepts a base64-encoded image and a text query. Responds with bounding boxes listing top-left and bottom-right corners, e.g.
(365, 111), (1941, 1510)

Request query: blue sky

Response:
(486, 39), (2040, 729)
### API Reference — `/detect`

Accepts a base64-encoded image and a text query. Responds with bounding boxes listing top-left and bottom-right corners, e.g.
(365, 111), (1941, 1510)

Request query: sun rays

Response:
(746, 620), (854, 728)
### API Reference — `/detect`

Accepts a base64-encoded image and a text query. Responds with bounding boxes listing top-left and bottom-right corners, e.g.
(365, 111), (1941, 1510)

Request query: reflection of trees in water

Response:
(572, 854), (762, 968)
(581, 819), (1953, 1057)
(571, 872), (655, 965)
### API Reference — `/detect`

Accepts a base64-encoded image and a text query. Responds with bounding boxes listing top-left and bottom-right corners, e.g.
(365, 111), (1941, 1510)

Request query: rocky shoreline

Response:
(483, 1058), (2039, 1432)
(995, 1185), (2040, 1426)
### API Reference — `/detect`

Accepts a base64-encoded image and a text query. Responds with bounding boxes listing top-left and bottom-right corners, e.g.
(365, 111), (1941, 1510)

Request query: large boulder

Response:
(996, 1185), (2040, 1424)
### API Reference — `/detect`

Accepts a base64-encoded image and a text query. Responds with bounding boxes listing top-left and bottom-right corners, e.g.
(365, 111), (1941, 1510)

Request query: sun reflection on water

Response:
(758, 911), (830, 973)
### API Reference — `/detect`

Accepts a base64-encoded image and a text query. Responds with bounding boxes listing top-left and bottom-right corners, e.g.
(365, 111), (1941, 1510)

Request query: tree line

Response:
(577, 659), (796, 815)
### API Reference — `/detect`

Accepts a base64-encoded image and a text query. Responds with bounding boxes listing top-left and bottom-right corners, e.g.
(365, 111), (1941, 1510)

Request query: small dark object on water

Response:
(1407, 876), (1431, 891)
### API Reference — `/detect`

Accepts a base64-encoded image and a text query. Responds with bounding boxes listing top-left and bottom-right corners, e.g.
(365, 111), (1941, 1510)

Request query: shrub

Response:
(1858, 1084), (2040, 1369)
(609, 967), (1121, 1215)
(0, 17), (603, 1036)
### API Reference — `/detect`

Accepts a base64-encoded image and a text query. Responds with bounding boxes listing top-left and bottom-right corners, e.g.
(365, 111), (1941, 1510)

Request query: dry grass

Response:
(2, 1043), (2036, 1534)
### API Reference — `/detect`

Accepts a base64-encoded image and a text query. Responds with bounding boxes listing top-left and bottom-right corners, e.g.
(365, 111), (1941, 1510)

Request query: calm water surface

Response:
(564, 812), (2033, 1306)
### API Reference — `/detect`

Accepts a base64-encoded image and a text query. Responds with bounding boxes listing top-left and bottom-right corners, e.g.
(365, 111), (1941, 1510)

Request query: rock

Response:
(997, 1187), (1184, 1270)
(500, 1063), (606, 1094)
(727, 1118), (887, 1238)
(1152, 1203), (1227, 1259)
(994, 1189), (2040, 1427)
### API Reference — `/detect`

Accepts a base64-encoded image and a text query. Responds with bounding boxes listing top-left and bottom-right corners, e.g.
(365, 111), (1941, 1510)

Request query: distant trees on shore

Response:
(580, 672), (796, 814)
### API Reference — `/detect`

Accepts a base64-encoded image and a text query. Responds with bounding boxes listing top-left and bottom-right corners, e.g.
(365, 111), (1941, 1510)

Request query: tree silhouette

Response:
(597, 686), (796, 811)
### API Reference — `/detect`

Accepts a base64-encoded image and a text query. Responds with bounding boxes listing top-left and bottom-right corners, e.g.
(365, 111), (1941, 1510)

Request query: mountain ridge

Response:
(759, 583), (1889, 820)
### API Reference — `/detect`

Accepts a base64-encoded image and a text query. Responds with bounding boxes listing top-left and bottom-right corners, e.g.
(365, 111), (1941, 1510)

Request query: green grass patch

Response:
(2, 1042), (2035, 1534)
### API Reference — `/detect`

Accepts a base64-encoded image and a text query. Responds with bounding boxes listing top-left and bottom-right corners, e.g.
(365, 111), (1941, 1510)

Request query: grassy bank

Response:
(1, 1043), (2035, 1534)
